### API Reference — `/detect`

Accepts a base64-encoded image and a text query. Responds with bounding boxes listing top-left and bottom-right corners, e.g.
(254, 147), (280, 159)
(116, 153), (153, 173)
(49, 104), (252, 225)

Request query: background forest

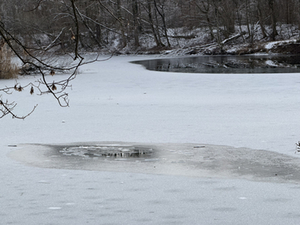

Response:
(1, 0), (300, 55)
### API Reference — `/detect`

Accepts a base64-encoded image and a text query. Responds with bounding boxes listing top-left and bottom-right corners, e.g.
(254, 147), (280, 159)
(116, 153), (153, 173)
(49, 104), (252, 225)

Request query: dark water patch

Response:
(132, 55), (300, 73)
(57, 144), (154, 161)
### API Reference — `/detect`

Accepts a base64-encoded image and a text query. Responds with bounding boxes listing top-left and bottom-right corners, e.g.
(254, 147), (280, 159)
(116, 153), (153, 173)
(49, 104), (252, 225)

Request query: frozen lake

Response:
(1, 55), (300, 224)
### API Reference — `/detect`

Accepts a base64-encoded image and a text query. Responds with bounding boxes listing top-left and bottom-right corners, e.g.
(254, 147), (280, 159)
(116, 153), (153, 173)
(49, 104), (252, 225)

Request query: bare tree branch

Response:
(0, 0), (88, 119)
(24, 0), (45, 12)
(0, 99), (37, 119)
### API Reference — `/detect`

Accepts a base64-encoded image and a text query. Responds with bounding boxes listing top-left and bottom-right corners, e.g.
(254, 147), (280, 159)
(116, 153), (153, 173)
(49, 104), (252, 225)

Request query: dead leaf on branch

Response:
(51, 83), (57, 91)
(30, 86), (34, 95)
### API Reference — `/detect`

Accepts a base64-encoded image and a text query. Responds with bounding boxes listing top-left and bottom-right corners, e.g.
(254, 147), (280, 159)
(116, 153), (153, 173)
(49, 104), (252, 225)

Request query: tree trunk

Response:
(257, 2), (267, 38)
(132, 0), (140, 48)
(153, 2), (164, 46)
(196, 0), (214, 40)
(147, 0), (162, 47)
(116, 0), (127, 47)
(153, 0), (171, 47)
(268, 0), (277, 41)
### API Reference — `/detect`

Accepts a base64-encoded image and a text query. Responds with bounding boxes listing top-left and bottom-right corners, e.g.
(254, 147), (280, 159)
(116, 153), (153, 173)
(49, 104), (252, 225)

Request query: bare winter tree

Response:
(0, 0), (99, 119)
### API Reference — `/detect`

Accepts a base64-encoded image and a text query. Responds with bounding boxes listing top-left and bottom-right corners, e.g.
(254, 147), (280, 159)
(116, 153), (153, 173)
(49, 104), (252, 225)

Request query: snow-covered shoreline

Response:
(2, 55), (300, 224)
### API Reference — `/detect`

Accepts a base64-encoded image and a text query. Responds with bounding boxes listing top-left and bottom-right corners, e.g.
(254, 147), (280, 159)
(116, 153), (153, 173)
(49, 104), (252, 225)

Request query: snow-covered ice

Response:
(1, 55), (300, 224)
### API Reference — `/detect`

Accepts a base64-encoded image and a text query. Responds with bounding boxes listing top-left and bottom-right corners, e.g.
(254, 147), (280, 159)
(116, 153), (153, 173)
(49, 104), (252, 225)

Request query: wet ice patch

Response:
(295, 142), (300, 153)
(58, 144), (154, 160)
(9, 142), (300, 183)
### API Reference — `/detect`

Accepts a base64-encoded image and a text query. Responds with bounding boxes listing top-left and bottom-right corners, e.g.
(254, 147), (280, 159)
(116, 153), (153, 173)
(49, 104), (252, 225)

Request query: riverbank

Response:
(155, 38), (300, 56)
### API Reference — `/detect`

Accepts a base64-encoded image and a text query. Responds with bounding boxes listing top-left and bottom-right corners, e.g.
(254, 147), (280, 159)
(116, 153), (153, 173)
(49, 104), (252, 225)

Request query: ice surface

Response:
(9, 142), (300, 183)
(1, 55), (300, 224)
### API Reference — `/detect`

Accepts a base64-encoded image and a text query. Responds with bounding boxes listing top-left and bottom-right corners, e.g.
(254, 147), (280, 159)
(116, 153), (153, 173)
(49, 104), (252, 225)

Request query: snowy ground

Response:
(1, 55), (300, 224)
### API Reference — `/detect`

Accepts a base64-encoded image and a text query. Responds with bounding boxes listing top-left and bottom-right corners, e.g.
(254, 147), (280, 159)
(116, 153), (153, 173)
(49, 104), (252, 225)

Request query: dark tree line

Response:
(2, 0), (300, 53)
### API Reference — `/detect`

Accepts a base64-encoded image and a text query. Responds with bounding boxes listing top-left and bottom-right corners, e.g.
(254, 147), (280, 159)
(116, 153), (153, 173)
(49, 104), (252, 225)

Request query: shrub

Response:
(0, 43), (19, 79)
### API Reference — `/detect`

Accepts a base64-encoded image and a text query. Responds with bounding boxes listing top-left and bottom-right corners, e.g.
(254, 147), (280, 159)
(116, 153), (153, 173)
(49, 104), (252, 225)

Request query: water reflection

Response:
(132, 55), (300, 73)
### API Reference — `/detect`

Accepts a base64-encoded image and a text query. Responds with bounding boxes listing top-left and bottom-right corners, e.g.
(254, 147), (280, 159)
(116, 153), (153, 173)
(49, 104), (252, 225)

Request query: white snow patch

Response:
(265, 60), (277, 67)
(264, 39), (297, 50)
